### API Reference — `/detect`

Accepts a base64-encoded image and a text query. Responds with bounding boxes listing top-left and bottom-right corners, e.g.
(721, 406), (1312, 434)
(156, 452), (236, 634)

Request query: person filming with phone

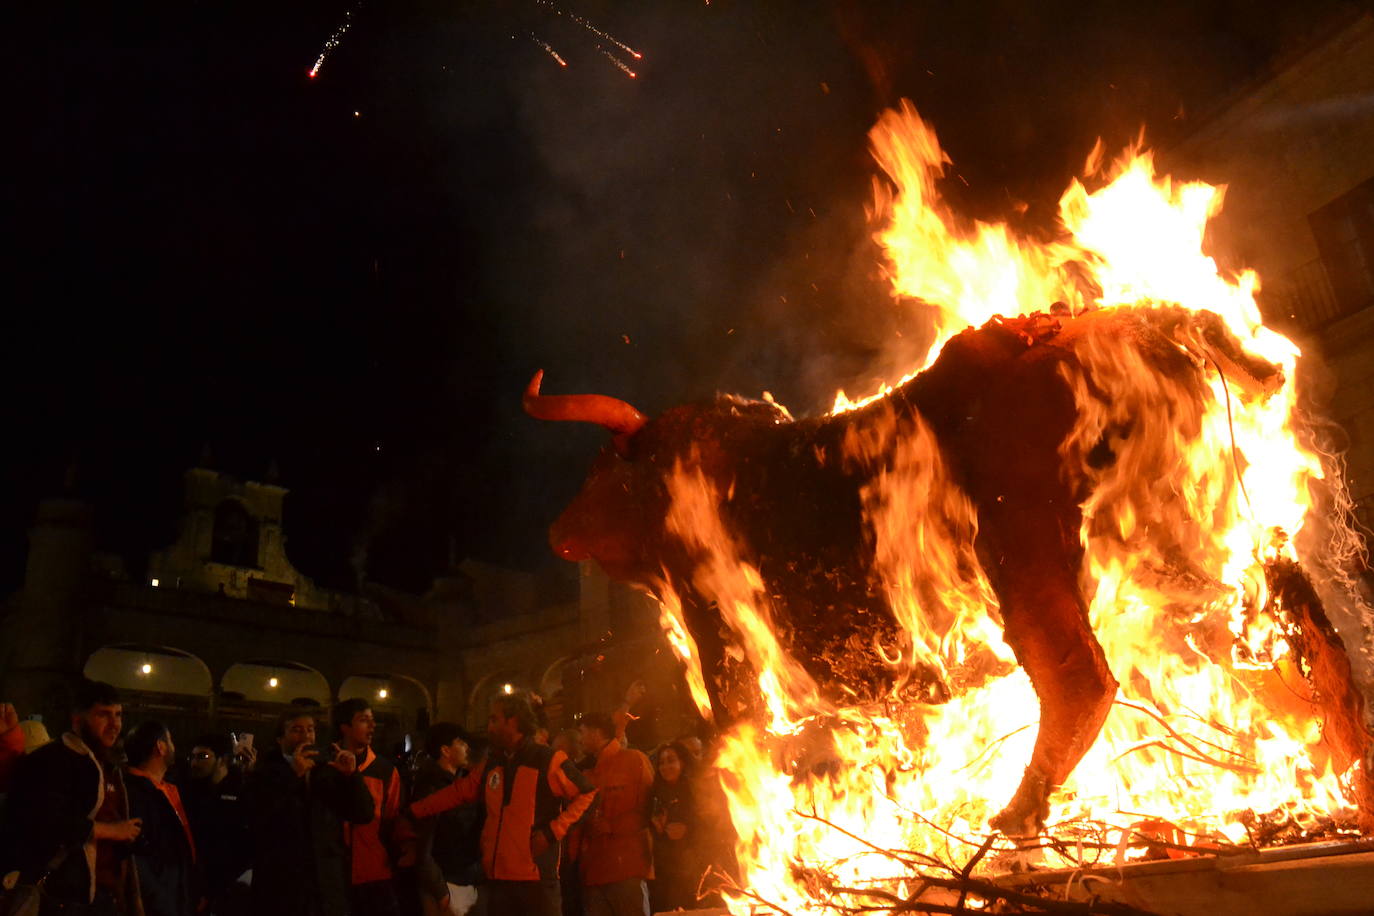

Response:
(243, 709), (373, 916)
(184, 733), (252, 914)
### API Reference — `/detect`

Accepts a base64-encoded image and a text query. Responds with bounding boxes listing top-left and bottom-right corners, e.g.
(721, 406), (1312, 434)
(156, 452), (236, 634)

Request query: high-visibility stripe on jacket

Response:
(410, 739), (597, 882)
(345, 748), (402, 884)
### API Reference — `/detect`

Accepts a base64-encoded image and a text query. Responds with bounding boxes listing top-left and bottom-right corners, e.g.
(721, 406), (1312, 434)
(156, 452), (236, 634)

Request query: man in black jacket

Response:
(0, 679), (144, 915)
(183, 733), (251, 914)
(243, 709), (373, 916)
(411, 724), (485, 916)
(125, 722), (195, 916)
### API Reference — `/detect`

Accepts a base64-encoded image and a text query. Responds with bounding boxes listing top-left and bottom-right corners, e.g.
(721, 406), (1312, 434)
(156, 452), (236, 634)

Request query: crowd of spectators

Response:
(0, 679), (738, 916)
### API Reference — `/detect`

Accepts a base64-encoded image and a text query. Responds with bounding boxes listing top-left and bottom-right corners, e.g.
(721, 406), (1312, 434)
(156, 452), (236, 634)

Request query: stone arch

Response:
(338, 673), (431, 711)
(537, 656), (580, 730)
(338, 673), (429, 752)
(538, 655), (576, 699)
(84, 644), (213, 697)
(391, 674), (433, 713)
(465, 670), (524, 732)
(221, 659), (331, 706)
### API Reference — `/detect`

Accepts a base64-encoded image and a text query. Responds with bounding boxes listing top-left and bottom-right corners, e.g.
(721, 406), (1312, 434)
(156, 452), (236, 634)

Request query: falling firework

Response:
(531, 34), (568, 67)
(308, 4), (361, 79)
(535, 0), (644, 67)
(309, 1), (642, 80)
(600, 49), (637, 78)
(565, 9), (642, 59)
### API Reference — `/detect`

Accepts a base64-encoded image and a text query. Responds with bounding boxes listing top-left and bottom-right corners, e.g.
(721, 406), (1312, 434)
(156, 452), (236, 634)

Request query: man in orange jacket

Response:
(336, 698), (406, 916)
(576, 712), (653, 916)
(407, 693), (596, 916)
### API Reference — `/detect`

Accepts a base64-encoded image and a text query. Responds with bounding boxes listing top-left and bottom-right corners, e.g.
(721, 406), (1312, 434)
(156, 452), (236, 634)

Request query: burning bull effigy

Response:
(526, 102), (1374, 913)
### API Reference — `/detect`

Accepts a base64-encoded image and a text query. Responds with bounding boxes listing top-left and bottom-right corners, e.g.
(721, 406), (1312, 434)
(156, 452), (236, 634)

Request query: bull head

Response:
(523, 371), (668, 581)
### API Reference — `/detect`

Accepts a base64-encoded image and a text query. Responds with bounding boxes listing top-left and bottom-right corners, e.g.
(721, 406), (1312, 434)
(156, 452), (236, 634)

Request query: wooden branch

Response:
(910, 874), (1156, 915)
(954, 835), (996, 910)
(793, 805), (951, 872)
(1113, 699), (1261, 775)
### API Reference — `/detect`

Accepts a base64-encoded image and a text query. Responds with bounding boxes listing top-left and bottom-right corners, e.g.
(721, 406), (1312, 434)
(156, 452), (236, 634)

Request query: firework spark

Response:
(566, 11), (642, 59)
(600, 49), (637, 79)
(535, 0), (643, 62)
(531, 34), (568, 67)
(308, 5), (360, 79)
(309, 1), (642, 80)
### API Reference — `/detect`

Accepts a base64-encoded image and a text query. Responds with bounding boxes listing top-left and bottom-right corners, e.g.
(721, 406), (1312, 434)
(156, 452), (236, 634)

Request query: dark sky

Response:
(4, 0), (1363, 596)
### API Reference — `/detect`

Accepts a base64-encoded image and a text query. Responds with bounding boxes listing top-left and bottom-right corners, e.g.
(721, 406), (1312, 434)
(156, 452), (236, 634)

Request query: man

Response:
(183, 734), (251, 914)
(0, 679), (144, 915)
(412, 724), (484, 916)
(244, 708), (373, 916)
(125, 722), (196, 916)
(576, 712), (653, 916)
(335, 698), (406, 916)
(407, 693), (596, 916)
(0, 702), (23, 794)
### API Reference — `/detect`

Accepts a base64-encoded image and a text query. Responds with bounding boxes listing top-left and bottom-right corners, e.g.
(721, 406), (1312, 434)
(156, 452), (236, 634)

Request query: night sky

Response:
(4, 0), (1360, 597)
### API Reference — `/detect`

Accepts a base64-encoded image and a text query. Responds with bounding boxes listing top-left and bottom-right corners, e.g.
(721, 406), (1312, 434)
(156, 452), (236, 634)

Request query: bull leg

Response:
(983, 506), (1117, 837)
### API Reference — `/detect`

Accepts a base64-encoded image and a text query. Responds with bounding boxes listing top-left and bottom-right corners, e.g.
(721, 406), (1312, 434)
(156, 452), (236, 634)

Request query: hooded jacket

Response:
(0, 732), (144, 912)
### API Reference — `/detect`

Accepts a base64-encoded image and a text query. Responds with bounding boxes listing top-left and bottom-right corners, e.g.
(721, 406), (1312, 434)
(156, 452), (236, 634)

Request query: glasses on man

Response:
(190, 751), (215, 761)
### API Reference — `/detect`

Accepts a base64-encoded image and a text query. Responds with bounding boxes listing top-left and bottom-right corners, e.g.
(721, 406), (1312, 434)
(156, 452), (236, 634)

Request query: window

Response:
(1308, 177), (1374, 324)
(211, 499), (260, 568)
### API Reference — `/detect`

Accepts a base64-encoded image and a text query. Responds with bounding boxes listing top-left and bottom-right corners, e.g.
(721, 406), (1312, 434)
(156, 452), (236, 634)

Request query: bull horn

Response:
(523, 370), (648, 439)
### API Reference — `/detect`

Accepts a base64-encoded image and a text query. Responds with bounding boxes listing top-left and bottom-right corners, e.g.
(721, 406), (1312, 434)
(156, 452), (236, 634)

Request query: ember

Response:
(526, 102), (1373, 914)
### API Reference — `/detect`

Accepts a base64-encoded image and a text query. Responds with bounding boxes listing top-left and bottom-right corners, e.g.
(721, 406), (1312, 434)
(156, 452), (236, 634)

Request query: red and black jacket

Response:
(345, 748), (404, 884)
(410, 739), (596, 882)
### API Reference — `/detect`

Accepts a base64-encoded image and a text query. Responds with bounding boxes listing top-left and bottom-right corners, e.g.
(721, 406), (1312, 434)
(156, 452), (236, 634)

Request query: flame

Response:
(646, 101), (1369, 913)
(655, 584), (713, 720)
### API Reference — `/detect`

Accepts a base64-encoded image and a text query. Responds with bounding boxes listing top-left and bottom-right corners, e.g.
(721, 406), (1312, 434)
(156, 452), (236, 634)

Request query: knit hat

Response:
(20, 720), (51, 753)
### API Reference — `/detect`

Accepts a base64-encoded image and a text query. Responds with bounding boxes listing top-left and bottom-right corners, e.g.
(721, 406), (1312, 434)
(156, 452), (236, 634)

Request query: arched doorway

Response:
(338, 673), (430, 756)
(538, 656), (578, 730)
(221, 659), (330, 706)
(465, 671), (524, 734)
(84, 644), (213, 697)
(82, 644), (213, 746)
(216, 660), (332, 753)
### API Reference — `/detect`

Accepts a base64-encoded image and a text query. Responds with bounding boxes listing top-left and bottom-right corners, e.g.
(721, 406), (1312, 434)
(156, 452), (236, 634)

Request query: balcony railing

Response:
(1262, 236), (1374, 332)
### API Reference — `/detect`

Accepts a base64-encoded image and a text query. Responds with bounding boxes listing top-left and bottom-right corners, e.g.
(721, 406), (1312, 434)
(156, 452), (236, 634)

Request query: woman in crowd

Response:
(648, 742), (702, 912)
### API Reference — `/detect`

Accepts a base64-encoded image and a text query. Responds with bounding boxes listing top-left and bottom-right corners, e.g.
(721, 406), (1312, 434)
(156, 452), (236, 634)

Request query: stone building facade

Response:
(1164, 12), (1374, 528)
(145, 467), (367, 613)
(0, 465), (698, 753)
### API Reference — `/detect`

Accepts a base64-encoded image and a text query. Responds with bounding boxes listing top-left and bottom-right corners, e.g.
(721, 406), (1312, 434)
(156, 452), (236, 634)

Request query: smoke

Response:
(353, 0), (1364, 585)
(496, 3), (917, 418)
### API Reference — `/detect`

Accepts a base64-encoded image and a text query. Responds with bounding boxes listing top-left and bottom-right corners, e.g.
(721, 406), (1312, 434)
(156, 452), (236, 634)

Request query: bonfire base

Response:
(990, 838), (1374, 915)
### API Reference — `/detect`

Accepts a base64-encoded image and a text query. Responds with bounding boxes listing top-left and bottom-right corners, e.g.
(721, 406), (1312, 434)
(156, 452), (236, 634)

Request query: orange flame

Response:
(647, 102), (1368, 913)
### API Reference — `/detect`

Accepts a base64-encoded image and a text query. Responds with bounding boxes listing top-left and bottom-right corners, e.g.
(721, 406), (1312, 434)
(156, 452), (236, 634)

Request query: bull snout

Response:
(549, 525), (589, 563)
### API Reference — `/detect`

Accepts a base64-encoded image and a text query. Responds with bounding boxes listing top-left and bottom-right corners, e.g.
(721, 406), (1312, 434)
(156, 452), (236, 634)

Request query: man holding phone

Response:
(244, 709), (374, 916)
(185, 733), (251, 913)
